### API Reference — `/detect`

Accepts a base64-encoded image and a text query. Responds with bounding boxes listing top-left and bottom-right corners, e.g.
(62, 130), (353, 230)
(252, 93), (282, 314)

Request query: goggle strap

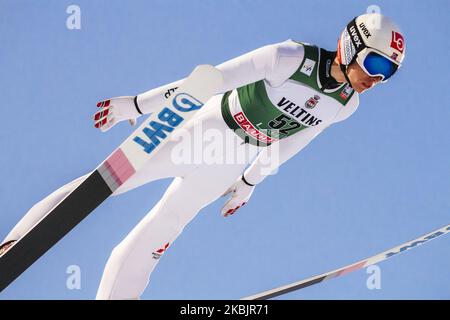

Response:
(346, 17), (368, 55)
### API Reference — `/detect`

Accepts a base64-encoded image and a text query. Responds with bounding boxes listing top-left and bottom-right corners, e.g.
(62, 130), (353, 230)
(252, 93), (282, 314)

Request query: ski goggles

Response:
(355, 48), (400, 82)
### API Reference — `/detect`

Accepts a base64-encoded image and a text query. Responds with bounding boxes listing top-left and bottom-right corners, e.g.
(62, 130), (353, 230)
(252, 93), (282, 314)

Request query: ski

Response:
(0, 65), (223, 292)
(242, 223), (450, 300)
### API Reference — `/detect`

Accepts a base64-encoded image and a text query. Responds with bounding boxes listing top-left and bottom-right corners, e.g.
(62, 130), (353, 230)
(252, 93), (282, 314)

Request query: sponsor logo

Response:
(359, 22), (372, 38)
(300, 58), (316, 77)
(390, 31), (404, 53)
(276, 97), (322, 126)
(233, 112), (277, 144)
(384, 228), (450, 259)
(304, 95), (320, 109)
(390, 52), (399, 61)
(339, 85), (354, 101)
(152, 242), (170, 260)
(133, 93), (203, 154)
(349, 25), (363, 48)
(164, 87), (178, 99)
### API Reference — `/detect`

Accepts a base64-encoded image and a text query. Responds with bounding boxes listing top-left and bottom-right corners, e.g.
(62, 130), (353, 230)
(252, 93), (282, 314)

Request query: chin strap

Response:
(340, 64), (353, 88)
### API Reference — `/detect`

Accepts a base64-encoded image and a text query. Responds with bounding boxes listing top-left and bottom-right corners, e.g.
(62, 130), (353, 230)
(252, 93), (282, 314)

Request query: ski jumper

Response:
(2, 40), (359, 299)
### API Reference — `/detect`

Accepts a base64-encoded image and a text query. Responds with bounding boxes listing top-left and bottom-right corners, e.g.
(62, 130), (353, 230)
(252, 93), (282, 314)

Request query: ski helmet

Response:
(337, 13), (406, 83)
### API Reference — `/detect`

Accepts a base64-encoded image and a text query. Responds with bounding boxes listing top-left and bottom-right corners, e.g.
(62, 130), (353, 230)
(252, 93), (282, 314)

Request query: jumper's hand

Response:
(94, 96), (140, 132)
(221, 177), (255, 217)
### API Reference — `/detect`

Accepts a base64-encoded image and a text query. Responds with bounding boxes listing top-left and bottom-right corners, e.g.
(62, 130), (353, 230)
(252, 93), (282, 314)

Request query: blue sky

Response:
(0, 0), (449, 299)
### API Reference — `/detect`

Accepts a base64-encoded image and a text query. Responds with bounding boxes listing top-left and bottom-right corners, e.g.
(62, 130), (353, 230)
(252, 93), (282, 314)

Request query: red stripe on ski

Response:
(104, 149), (136, 186)
(325, 260), (367, 280)
(336, 261), (367, 276)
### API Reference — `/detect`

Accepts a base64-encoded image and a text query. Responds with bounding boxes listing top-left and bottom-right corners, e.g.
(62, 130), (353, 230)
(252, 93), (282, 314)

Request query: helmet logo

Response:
(349, 25), (363, 48)
(358, 23), (372, 39)
(391, 31), (404, 53)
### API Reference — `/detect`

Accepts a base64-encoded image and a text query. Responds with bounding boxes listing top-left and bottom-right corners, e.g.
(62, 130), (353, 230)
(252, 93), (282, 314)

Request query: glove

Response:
(94, 96), (141, 132)
(221, 175), (255, 217)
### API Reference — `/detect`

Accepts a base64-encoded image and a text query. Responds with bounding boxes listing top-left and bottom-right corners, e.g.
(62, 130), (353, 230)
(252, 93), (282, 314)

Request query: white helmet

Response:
(337, 13), (406, 82)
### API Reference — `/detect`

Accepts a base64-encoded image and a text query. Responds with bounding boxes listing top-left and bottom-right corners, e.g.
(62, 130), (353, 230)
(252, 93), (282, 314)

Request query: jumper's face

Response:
(347, 61), (383, 93)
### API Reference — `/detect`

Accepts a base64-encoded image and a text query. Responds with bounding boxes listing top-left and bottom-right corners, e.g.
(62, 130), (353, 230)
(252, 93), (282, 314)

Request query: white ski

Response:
(243, 223), (450, 300)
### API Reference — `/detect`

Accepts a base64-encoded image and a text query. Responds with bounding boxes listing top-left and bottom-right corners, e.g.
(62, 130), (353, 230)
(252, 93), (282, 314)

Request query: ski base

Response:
(0, 170), (111, 292)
